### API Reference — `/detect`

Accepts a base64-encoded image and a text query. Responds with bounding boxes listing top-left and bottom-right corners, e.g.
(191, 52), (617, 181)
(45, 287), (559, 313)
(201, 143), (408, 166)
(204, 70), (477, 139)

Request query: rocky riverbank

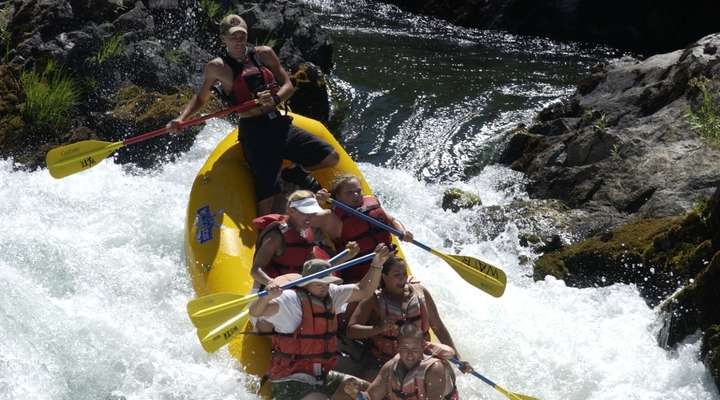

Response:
(496, 33), (720, 389)
(0, 0), (332, 170)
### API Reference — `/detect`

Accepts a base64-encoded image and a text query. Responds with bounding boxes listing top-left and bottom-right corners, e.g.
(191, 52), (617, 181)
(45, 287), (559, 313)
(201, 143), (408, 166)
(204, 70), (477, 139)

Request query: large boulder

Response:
(502, 34), (720, 234)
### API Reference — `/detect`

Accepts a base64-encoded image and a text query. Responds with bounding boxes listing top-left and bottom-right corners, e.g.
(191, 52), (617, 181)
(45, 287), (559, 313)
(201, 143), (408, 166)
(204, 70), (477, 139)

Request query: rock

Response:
(235, 1), (333, 72)
(501, 34), (720, 234)
(657, 189), (720, 349)
(534, 216), (684, 303)
(464, 198), (590, 244)
(113, 1), (155, 34)
(441, 187), (482, 212)
(660, 250), (720, 349)
(703, 325), (720, 391)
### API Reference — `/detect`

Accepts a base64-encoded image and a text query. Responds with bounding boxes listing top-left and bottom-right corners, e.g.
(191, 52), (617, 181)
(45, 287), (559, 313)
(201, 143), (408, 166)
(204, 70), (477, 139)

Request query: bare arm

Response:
(424, 360), (451, 400)
(248, 285), (281, 318)
(333, 241), (359, 264)
(385, 211), (413, 242)
(250, 231), (282, 286)
(423, 285), (460, 359)
(254, 46), (295, 111)
(348, 244), (391, 303)
(312, 208), (343, 241)
(174, 59), (223, 123)
(364, 362), (392, 400)
(346, 296), (381, 339)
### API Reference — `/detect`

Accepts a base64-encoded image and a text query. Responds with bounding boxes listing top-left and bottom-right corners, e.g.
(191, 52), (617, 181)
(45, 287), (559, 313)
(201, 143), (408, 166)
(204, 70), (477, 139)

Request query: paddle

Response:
(187, 249), (350, 329)
(450, 358), (539, 400)
(328, 199), (507, 297)
(46, 99), (259, 179)
(190, 252), (373, 352)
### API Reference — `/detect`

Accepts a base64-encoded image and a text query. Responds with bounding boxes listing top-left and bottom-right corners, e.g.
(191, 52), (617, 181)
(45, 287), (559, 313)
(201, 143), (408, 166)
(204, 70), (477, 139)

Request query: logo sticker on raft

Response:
(195, 205), (219, 244)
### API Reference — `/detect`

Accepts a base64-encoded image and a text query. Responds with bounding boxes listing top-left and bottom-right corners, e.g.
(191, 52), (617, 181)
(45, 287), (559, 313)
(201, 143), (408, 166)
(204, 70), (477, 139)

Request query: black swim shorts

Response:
(239, 114), (335, 201)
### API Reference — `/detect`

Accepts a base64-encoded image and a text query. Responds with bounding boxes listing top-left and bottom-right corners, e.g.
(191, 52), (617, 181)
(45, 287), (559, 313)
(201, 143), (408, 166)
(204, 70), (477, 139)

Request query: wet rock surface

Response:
(502, 34), (720, 235)
(492, 34), (720, 390)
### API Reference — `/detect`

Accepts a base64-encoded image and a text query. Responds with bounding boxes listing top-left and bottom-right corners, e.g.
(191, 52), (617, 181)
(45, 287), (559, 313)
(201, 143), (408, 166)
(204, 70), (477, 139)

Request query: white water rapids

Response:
(1, 118), (718, 400)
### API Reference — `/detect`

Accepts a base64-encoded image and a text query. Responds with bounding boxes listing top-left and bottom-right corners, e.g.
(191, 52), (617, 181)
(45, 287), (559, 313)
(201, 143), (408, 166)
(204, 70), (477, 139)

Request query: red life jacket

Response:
(253, 214), (329, 278)
(220, 48), (278, 105)
(333, 196), (392, 283)
(371, 284), (430, 364)
(387, 354), (459, 400)
(269, 289), (338, 380)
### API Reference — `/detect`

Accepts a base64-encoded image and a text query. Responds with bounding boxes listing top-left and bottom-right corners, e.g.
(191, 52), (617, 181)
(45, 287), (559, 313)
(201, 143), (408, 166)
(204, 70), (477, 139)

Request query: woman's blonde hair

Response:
(329, 174), (360, 198)
(287, 190), (315, 206)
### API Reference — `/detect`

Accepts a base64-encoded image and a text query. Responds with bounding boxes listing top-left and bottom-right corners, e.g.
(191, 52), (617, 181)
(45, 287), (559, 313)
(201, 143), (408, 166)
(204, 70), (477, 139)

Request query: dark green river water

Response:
(306, 0), (621, 182)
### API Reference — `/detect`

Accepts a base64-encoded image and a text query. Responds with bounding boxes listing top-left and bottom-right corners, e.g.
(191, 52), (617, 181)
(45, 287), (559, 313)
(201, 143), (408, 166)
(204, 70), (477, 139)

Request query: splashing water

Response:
(1, 118), (717, 399)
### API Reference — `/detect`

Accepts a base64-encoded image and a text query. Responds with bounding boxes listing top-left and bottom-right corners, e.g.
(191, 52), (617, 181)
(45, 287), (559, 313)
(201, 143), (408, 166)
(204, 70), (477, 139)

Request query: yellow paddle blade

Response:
(432, 250), (507, 297)
(46, 140), (124, 179)
(187, 292), (259, 328)
(197, 309), (251, 353)
(496, 385), (540, 400)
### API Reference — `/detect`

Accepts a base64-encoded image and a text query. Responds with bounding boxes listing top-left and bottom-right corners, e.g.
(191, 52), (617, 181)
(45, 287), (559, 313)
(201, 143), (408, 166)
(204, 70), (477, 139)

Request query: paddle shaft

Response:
(123, 100), (258, 146)
(330, 199), (432, 252)
(450, 357), (496, 387)
(256, 252), (373, 298)
(328, 248), (350, 264)
(450, 357), (538, 400)
(187, 249), (353, 325)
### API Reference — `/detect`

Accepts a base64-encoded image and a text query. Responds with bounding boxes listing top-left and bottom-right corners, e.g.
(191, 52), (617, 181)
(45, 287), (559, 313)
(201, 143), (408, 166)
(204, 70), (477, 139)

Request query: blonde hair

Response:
(287, 190), (315, 206)
(330, 174), (360, 198)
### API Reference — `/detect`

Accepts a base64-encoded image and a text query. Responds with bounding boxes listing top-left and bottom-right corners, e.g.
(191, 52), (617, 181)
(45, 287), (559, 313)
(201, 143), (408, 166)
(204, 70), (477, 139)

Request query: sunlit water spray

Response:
(1, 119), (717, 400)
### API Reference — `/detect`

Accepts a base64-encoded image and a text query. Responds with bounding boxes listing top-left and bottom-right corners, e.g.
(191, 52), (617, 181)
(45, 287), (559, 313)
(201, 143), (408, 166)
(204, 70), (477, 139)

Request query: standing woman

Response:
(169, 14), (339, 215)
(346, 256), (469, 380)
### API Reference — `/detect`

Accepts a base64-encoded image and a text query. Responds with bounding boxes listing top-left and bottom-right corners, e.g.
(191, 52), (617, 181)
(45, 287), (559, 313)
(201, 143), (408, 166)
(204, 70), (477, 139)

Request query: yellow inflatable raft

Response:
(184, 112), (407, 390)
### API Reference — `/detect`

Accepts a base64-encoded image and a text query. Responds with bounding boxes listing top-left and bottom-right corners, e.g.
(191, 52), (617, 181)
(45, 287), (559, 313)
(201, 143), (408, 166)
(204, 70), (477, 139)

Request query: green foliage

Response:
(691, 196), (713, 222)
(90, 34), (123, 65)
(200, 0), (222, 21)
(20, 61), (78, 131)
(163, 49), (182, 65)
(258, 30), (276, 48)
(593, 112), (607, 131)
(687, 76), (720, 145)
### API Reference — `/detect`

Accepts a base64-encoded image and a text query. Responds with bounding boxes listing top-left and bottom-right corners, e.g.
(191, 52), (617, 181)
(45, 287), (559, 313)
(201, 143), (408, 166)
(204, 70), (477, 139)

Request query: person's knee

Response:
(321, 151), (339, 167)
(336, 376), (369, 399)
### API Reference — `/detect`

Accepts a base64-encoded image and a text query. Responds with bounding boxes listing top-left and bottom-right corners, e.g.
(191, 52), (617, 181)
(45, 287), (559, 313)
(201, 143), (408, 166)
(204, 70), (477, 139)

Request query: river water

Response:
(1, 1), (718, 399)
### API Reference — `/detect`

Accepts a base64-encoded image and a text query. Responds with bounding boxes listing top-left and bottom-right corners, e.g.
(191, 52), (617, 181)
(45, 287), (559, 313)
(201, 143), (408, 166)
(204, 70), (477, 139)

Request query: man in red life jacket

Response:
(358, 324), (460, 400)
(168, 14), (339, 216)
(316, 174), (414, 284)
(249, 244), (393, 400)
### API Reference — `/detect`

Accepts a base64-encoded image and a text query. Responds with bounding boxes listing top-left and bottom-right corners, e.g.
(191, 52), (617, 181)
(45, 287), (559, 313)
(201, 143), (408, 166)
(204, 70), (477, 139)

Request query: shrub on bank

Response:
(687, 77), (720, 146)
(20, 61), (78, 133)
